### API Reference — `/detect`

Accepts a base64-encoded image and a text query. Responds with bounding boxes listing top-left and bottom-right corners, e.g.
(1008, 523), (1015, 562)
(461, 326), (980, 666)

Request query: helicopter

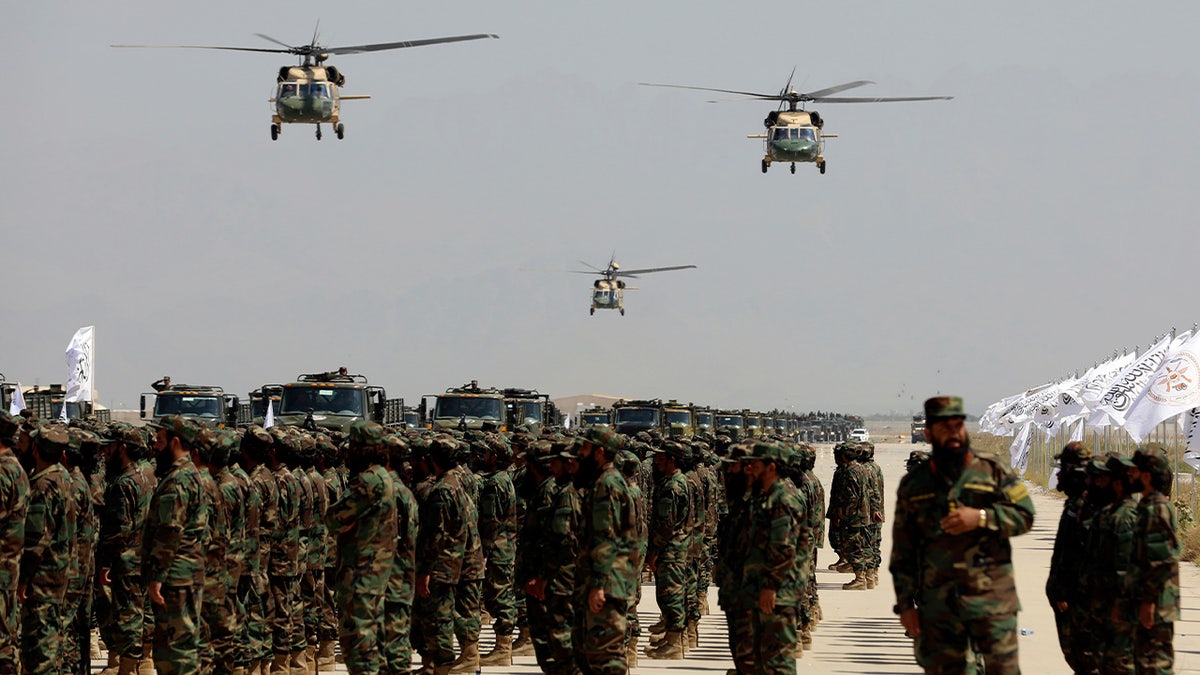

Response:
(568, 256), (697, 316)
(113, 28), (497, 141)
(641, 74), (951, 174)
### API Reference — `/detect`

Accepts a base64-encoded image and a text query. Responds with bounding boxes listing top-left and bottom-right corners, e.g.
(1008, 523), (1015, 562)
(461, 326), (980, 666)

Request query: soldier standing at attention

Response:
(240, 427), (278, 675)
(572, 427), (641, 674)
(1044, 441), (1092, 672)
(382, 434), (418, 673)
(643, 441), (691, 660)
(141, 415), (208, 675)
(0, 412), (28, 675)
(477, 435), (519, 667)
(326, 421), (398, 675)
(1131, 445), (1181, 673)
(890, 397), (1034, 674)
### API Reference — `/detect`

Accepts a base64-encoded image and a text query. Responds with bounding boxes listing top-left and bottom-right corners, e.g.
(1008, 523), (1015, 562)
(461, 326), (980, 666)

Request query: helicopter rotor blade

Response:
(781, 67), (797, 97)
(614, 264), (697, 277)
(254, 33), (297, 49)
(325, 33), (498, 55)
(111, 44), (292, 54)
(803, 80), (875, 98)
(577, 260), (604, 273)
(813, 95), (953, 103)
(640, 83), (778, 99)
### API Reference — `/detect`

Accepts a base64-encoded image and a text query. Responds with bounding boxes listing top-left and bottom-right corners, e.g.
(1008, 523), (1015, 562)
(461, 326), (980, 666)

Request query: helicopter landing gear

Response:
(761, 159), (769, 174)
(336, 123), (345, 140)
(620, 308), (625, 316)
(270, 124), (279, 141)
(818, 160), (826, 174)
(790, 163), (796, 174)
(590, 307), (595, 315)
(315, 124), (322, 141)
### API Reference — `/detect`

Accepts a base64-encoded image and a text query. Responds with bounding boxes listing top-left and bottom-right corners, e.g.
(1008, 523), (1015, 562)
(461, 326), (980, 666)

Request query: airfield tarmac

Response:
(93, 440), (1200, 674)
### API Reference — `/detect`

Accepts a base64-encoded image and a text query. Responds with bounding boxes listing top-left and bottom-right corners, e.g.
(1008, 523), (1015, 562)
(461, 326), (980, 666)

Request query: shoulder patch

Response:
(962, 482), (995, 492)
(1003, 483), (1029, 503)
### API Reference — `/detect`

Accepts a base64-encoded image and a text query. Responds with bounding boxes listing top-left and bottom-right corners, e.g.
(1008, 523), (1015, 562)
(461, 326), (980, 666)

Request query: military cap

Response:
(428, 436), (460, 465)
(146, 414), (203, 445)
(1106, 454), (1136, 473)
(0, 411), (19, 444)
(655, 441), (690, 462)
(1085, 456), (1114, 475)
(1054, 441), (1091, 464)
(1133, 444), (1171, 477)
(746, 441), (786, 463)
(585, 426), (623, 454)
(348, 420), (385, 447)
(924, 396), (966, 421)
(34, 424), (71, 452)
(209, 429), (239, 466)
(527, 439), (555, 464)
(722, 441), (752, 464)
(485, 433), (512, 461)
(242, 425), (274, 449)
(615, 449), (641, 476)
(107, 423), (149, 449)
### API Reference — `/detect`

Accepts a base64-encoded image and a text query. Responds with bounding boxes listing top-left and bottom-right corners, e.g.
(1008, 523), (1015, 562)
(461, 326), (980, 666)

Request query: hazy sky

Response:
(5, 2), (1197, 416)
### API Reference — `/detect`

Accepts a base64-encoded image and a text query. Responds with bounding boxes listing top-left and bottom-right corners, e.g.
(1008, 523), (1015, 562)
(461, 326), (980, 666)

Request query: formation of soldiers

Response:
(1046, 440), (1182, 673)
(0, 405), (895, 675)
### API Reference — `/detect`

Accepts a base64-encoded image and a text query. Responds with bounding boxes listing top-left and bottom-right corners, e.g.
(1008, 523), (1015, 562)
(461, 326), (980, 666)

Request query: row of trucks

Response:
(581, 398), (863, 442)
(0, 375), (111, 423)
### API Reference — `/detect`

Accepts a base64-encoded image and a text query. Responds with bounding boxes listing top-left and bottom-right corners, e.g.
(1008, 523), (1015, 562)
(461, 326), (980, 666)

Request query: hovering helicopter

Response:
(113, 28), (497, 141)
(567, 257), (697, 316)
(641, 74), (951, 174)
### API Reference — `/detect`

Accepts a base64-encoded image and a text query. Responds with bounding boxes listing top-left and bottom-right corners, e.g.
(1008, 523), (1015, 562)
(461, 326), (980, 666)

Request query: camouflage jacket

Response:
(66, 466), (96, 596)
(628, 479), (648, 568)
(21, 463), (76, 600)
(742, 477), (806, 607)
(889, 452), (1034, 618)
(293, 467), (315, 572)
(1087, 496), (1140, 619)
(1045, 492), (1088, 605)
(216, 467), (249, 583)
(516, 475), (557, 585)
(0, 451), (28, 592)
(542, 477), (581, 597)
(865, 460), (885, 524)
(327, 464), (397, 595)
(231, 465), (260, 580)
(1135, 491), (1180, 623)
(270, 465), (302, 577)
(800, 470), (825, 549)
(452, 466), (484, 581)
(686, 469), (706, 557)
(386, 470), (418, 605)
(198, 468), (229, 598)
(577, 463), (641, 601)
(478, 470), (517, 566)
(716, 488), (754, 611)
(250, 464), (278, 581)
(97, 461), (152, 576)
(647, 469), (690, 560)
(829, 461), (872, 528)
(415, 469), (470, 586)
(142, 455), (207, 587)
(305, 466), (329, 573)
(321, 466), (344, 569)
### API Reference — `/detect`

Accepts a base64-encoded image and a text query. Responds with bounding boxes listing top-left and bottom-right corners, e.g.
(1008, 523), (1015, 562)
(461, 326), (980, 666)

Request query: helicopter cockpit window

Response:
(303, 84), (331, 99)
(799, 128), (816, 141)
(279, 83), (299, 98)
(772, 128), (790, 140)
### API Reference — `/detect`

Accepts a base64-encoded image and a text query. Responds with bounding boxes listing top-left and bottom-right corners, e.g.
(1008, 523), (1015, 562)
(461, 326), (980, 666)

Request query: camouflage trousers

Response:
(200, 576), (239, 673)
(482, 558), (517, 636)
(453, 577), (482, 644)
(869, 523), (883, 568)
(752, 605), (798, 675)
(0, 589), (18, 675)
(625, 581), (642, 650)
(915, 610), (1018, 675)
(1135, 621), (1174, 675)
(267, 574), (305, 654)
(827, 522), (844, 555)
(334, 579), (385, 674)
(240, 575), (270, 663)
(381, 599), (412, 674)
(300, 569), (325, 643)
(528, 592), (577, 675)
(61, 576), (93, 674)
(151, 584), (202, 675)
(685, 557), (701, 623)
(415, 582), (457, 667)
(20, 595), (64, 675)
(654, 557), (687, 630)
(320, 567), (339, 641)
(1097, 617), (1136, 675)
(841, 525), (873, 572)
(1052, 601), (1097, 673)
(101, 574), (148, 660)
(572, 594), (628, 675)
(725, 608), (755, 674)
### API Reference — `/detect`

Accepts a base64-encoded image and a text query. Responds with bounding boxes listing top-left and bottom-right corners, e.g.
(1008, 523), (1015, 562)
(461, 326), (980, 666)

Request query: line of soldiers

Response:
(0, 406), (849, 675)
(1046, 441), (1181, 674)
(824, 441), (885, 591)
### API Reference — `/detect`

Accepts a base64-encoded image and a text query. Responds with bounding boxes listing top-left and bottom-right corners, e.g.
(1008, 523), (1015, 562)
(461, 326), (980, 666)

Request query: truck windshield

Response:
(280, 387), (363, 416)
(436, 396), (504, 421)
(665, 411), (691, 425)
(616, 408), (658, 425)
(155, 396), (221, 418)
(715, 415), (743, 427)
(511, 401), (543, 426)
(582, 414), (609, 425)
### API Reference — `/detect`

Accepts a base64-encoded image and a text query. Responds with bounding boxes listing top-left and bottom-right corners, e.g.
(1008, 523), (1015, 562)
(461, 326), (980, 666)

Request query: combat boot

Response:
(316, 641), (336, 668)
(700, 593), (710, 615)
(448, 640), (479, 673)
(116, 656), (139, 675)
(827, 556), (846, 571)
(433, 666), (453, 675)
(98, 651), (122, 675)
(478, 634), (513, 666)
(686, 620), (699, 649)
(93, 631), (107, 661)
(303, 645), (316, 674)
(868, 568), (879, 589)
(842, 571), (869, 590)
(647, 616), (667, 634)
(801, 624), (814, 650)
(626, 639), (639, 668)
(138, 645), (156, 675)
(271, 651), (290, 673)
(833, 560), (854, 573)
(644, 630), (684, 659)
(511, 626), (535, 656)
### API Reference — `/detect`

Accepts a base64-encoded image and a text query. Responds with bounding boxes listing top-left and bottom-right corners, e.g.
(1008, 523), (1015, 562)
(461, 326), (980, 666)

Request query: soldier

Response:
(299, 434), (330, 670)
(382, 434), (418, 673)
(240, 427), (278, 675)
(326, 421), (398, 675)
(208, 430), (248, 675)
(414, 437), (470, 675)
(643, 441), (691, 660)
(890, 397), (1035, 674)
(616, 449), (647, 668)
(1131, 445), (1181, 673)
(448, 441), (485, 674)
(860, 442), (885, 590)
(571, 426), (641, 674)
(829, 444), (873, 590)
(1088, 454), (1140, 671)
(1044, 441), (1092, 672)
(477, 434), (518, 666)
(715, 442), (755, 674)
(267, 428), (306, 673)
(315, 433), (343, 667)
(795, 443), (825, 650)
(191, 429), (229, 673)
(19, 424), (77, 674)
(62, 427), (100, 673)
(824, 444), (852, 573)
(0, 411), (28, 675)
(141, 415), (208, 674)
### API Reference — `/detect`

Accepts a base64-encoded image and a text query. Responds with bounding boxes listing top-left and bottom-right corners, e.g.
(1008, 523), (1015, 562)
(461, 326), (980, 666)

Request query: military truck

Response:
(258, 367), (401, 433)
(0, 375), (15, 413)
(693, 406), (715, 436)
(742, 411), (765, 438)
(504, 388), (552, 433)
(713, 409), (745, 438)
(237, 386), (284, 427)
(578, 406), (614, 428)
(612, 399), (664, 436)
(662, 400), (696, 438)
(142, 383), (239, 428)
(17, 383), (110, 422)
(424, 380), (507, 432)
(911, 415), (926, 443)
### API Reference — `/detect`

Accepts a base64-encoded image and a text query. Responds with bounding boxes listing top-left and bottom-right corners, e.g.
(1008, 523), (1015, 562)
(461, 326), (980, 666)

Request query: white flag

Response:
(1123, 331), (1200, 441)
(264, 399), (276, 429)
(1009, 422), (1033, 475)
(8, 383), (25, 416)
(1093, 333), (1176, 426)
(64, 325), (95, 403)
(1183, 407), (1200, 453)
(1069, 418), (1084, 442)
(1080, 352), (1138, 408)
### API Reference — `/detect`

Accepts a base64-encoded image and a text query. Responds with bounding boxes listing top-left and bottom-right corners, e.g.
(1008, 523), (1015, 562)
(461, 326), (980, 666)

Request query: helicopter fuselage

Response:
(590, 278), (626, 315)
(273, 66), (342, 124)
(757, 110), (830, 174)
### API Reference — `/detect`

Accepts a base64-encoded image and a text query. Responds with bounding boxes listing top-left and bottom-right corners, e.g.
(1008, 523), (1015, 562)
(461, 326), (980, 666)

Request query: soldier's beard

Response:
(724, 473), (747, 501)
(154, 448), (173, 478)
(574, 456), (600, 489)
(930, 435), (970, 479)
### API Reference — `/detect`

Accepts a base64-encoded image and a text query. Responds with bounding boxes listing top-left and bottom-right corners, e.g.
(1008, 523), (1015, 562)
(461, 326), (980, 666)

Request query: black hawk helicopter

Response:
(569, 256), (697, 316)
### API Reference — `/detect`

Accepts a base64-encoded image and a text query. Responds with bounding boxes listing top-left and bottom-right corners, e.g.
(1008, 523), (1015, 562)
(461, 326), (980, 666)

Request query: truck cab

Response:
(425, 380), (507, 431)
(259, 367), (395, 433)
(141, 384), (240, 428)
(613, 399), (663, 436)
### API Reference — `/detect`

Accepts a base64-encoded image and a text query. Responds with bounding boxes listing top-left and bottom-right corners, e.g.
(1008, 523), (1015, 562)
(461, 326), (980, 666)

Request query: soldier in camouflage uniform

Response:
(316, 433), (344, 667)
(477, 434), (519, 666)
(191, 429), (229, 673)
(297, 434), (329, 669)
(0, 412), (28, 675)
(571, 426), (642, 674)
(62, 427), (99, 674)
(829, 444), (873, 590)
(326, 421), (398, 675)
(447, 441), (485, 674)
(414, 437), (470, 675)
(716, 442), (756, 674)
(1087, 454), (1140, 671)
(890, 397), (1035, 674)
(643, 441), (691, 660)
(240, 427), (278, 674)
(267, 428), (306, 673)
(141, 415), (208, 675)
(208, 430), (248, 674)
(19, 424), (77, 675)
(860, 442), (885, 589)
(824, 444), (852, 573)
(1132, 445), (1181, 674)
(795, 443), (825, 649)
(382, 434), (418, 673)
(1044, 441), (1093, 673)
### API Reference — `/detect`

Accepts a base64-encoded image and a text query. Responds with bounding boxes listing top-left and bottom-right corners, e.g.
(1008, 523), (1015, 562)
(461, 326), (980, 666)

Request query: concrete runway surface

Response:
(94, 441), (1200, 673)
